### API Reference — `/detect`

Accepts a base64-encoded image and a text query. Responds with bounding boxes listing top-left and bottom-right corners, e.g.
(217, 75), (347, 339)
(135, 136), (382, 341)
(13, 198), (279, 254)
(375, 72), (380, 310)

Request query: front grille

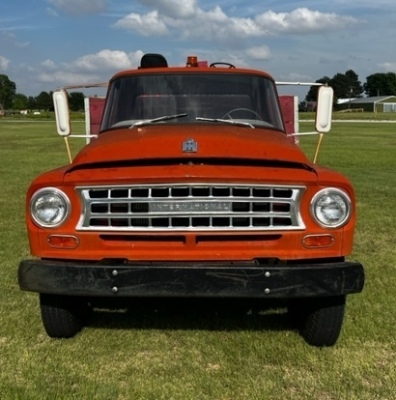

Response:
(76, 184), (305, 231)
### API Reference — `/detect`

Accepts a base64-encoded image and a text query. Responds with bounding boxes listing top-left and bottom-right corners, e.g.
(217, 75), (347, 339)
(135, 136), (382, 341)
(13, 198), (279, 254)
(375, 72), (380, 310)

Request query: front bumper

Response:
(18, 259), (364, 298)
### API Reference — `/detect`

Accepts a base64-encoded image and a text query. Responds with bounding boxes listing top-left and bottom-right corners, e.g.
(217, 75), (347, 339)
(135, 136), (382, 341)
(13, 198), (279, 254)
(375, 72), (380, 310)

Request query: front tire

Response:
(40, 294), (90, 338)
(289, 296), (346, 347)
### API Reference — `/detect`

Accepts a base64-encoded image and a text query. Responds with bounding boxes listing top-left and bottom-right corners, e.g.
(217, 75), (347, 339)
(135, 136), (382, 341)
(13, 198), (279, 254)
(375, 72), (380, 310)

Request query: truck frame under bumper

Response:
(18, 259), (364, 298)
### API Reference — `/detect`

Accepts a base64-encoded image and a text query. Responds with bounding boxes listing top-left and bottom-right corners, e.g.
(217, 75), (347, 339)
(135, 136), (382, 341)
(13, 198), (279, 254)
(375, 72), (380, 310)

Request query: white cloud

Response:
(113, 6), (361, 43)
(192, 6), (263, 39)
(47, 0), (106, 16)
(41, 59), (56, 69)
(37, 71), (98, 84)
(379, 62), (396, 72)
(136, 0), (198, 18)
(71, 50), (140, 72)
(245, 46), (271, 61)
(35, 50), (144, 87)
(255, 8), (359, 34)
(113, 11), (169, 36)
(0, 55), (10, 70)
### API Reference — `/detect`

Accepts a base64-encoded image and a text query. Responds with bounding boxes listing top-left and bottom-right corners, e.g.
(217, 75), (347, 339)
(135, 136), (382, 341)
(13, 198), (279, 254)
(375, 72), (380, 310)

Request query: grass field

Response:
(300, 111), (396, 121)
(0, 119), (395, 399)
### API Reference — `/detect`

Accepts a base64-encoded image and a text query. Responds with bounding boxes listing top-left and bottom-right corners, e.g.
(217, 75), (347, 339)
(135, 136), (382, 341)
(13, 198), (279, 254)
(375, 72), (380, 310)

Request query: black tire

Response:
(40, 294), (90, 338)
(298, 296), (346, 347)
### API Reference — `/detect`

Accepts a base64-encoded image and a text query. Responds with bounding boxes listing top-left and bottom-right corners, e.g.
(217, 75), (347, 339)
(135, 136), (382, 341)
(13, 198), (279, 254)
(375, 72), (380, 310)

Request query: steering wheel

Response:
(222, 108), (262, 120)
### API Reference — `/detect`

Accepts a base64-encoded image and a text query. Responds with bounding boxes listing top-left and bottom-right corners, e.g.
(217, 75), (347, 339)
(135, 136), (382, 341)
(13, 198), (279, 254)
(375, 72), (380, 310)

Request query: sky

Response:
(1, 0), (396, 99)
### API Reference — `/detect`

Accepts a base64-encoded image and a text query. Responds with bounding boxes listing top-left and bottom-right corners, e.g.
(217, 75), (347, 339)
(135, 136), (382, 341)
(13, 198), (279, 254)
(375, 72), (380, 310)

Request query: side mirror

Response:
(315, 86), (334, 133)
(53, 90), (71, 136)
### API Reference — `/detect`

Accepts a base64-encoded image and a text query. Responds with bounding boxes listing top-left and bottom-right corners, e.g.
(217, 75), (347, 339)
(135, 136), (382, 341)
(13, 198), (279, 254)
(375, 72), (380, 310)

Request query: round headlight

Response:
(311, 188), (351, 228)
(30, 188), (70, 228)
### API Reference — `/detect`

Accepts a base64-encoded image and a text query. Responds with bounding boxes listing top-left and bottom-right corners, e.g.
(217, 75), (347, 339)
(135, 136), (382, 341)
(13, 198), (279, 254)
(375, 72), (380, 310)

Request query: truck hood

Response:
(72, 125), (310, 169)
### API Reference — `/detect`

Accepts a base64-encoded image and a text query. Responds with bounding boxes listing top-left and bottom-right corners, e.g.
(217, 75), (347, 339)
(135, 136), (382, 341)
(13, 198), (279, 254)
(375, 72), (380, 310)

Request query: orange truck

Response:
(18, 54), (364, 346)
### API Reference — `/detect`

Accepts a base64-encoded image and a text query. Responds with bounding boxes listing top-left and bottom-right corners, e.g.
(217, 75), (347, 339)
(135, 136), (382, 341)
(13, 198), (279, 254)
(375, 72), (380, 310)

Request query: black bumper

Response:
(18, 259), (364, 299)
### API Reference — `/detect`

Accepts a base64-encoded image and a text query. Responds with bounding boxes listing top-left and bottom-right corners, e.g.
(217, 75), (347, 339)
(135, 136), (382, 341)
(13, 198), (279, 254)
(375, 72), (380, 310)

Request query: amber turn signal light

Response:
(47, 235), (79, 249)
(302, 234), (334, 248)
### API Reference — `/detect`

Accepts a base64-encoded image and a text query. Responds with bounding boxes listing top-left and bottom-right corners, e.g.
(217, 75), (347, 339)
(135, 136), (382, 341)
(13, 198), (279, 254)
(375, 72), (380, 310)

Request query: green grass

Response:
(1, 120), (396, 399)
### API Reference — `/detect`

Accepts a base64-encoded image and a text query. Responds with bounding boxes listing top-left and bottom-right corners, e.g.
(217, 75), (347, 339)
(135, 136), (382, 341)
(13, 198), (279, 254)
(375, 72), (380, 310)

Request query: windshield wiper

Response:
(130, 113), (188, 128)
(196, 117), (255, 129)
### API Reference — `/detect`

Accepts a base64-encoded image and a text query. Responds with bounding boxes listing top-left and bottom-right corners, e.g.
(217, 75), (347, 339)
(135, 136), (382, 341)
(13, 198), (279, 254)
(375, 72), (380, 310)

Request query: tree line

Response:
(0, 74), (85, 113)
(305, 70), (396, 102)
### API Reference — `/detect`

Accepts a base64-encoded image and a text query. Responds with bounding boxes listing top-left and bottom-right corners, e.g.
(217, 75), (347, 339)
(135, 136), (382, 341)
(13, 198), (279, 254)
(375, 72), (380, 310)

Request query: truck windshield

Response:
(100, 73), (284, 132)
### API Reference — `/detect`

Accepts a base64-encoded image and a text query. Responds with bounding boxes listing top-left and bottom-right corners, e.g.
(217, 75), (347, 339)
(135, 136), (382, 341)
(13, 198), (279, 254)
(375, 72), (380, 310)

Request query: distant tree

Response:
(330, 70), (363, 100)
(35, 91), (52, 110)
(345, 70), (363, 97)
(306, 70), (363, 106)
(0, 74), (16, 111)
(13, 93), (29, 110)
(305, 76), (331, 101)
(330, 73), (351, 100)
(68, 91), (85, 111)
(364, 72), (396, 97)
(28, 96), (37, 110)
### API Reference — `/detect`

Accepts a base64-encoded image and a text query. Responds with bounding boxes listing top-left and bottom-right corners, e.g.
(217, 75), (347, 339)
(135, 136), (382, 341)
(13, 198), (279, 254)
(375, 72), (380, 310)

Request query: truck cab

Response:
(18, 54), (364, 346)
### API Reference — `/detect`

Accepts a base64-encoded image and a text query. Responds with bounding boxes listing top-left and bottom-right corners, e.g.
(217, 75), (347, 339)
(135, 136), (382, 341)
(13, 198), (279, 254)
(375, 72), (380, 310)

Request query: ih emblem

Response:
(182, 138), (198, 153)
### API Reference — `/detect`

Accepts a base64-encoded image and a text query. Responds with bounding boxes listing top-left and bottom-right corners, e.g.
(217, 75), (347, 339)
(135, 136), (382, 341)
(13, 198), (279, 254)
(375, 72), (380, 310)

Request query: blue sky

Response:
(1, 0), (396, 99)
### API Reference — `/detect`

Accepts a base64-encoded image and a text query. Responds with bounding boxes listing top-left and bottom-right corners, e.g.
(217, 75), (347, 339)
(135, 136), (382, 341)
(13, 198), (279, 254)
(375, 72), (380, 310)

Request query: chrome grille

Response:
(76, 184), (305, 231)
